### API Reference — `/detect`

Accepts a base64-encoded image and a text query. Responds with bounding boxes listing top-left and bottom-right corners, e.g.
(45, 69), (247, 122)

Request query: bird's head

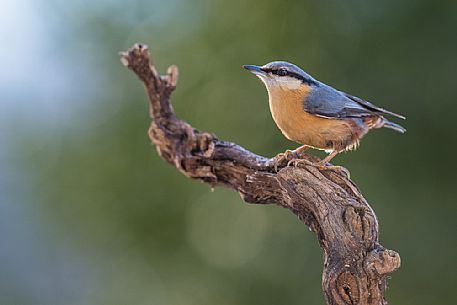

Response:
(243, 61), (318, 93)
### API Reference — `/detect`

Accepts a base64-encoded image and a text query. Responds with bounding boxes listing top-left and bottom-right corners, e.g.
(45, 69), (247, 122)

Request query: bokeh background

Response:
(1, 0), (456, 304)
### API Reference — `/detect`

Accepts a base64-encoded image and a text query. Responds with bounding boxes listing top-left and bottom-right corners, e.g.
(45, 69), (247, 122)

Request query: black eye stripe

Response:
(277, 68), (287, 76)
(261, 67), (319, 86)
(263, 68), (286, 76)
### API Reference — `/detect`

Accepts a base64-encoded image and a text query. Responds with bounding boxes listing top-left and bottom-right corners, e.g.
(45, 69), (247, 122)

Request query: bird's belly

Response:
(269, 96), (363, 151)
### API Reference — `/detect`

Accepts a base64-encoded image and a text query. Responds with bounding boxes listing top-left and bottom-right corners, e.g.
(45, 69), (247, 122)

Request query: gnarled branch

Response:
(120, 44), (400, 305)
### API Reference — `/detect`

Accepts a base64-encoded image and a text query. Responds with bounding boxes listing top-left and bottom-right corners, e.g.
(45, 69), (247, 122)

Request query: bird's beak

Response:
(243, 65), (266, 76)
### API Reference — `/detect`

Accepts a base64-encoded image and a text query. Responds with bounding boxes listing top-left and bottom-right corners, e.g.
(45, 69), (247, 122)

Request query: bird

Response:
(243, 61), (406, 168)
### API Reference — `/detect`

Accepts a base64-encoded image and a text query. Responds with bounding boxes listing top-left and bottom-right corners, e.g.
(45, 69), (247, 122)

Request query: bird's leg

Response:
(315, 150), (350, 177)
(294, 145), (310, 156)
(319, 150), (339, 166)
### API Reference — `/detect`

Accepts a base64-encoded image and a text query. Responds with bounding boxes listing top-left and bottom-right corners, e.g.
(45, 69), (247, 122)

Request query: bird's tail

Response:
(381, 118), (406, 134)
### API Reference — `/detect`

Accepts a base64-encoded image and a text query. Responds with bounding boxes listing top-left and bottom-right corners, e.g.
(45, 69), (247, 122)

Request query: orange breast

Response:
(267, 85), (365, 151)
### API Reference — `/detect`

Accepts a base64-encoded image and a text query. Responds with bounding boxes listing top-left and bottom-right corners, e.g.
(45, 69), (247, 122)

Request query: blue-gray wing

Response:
(304, 84), (405, 119)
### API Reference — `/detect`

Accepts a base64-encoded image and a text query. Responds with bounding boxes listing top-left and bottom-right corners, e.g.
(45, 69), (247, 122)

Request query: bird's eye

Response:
(277, 68), (288, 76)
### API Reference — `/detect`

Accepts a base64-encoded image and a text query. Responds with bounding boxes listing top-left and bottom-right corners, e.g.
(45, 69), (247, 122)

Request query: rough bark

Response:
(120, 44), (401, 305)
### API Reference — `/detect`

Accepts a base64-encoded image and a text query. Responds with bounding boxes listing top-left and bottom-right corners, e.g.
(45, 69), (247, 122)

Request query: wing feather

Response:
(303, 83), (405, 120)
(342, 92), (405, 119)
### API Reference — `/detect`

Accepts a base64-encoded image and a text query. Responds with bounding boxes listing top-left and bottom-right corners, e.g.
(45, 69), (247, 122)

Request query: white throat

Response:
(257, 75), (302, 91)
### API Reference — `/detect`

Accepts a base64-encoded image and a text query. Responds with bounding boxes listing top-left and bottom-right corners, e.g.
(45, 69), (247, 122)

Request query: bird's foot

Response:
(266, 146), (350, 176)
(287, 158), (315, 167)
(286, 158), (350, 178)
(268, 149), (303, 172)
(314, 161), (350, 178)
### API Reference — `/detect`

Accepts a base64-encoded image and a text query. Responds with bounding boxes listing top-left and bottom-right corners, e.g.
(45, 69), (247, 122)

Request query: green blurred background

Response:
(1, 0), (456, 304)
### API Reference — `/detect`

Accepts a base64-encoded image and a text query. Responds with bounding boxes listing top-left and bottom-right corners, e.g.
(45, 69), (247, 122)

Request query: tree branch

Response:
(120, 43), (401, 305)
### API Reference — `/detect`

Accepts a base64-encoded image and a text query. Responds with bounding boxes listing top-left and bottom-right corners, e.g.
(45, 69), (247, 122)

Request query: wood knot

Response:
(195, 132), (215, 158)
(366, 247), (401, 275)
(335, 271), (360, 304)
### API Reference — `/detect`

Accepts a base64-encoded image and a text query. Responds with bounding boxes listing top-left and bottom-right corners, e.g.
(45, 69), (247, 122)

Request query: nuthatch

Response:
(243, 61), (405, 167)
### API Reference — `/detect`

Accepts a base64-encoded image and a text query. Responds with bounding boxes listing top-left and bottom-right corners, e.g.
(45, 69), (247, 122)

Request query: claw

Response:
(270, 149), (298, 172)
(289, 157), (349, 177)
(287, 158), (315, 167)
(267, 146), (312, 172)
(315, 162), (350, 178)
